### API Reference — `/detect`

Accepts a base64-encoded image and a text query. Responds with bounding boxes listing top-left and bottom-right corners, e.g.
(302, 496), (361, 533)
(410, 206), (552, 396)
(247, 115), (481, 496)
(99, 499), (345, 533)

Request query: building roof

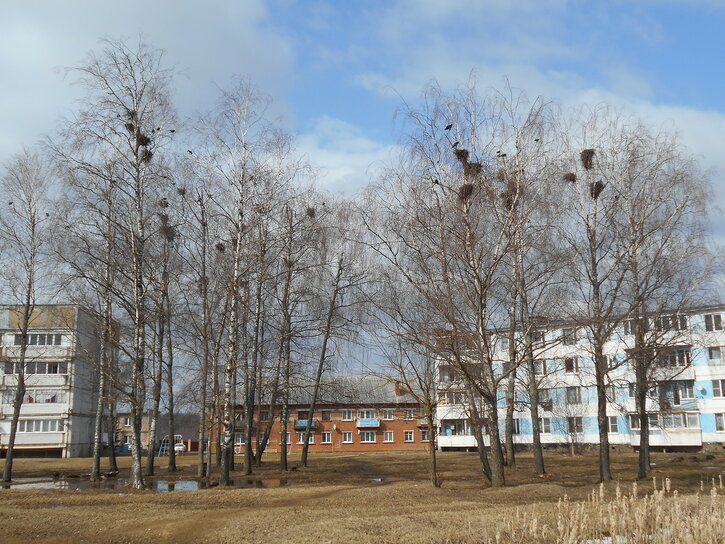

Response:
(256, 375), (420, 407)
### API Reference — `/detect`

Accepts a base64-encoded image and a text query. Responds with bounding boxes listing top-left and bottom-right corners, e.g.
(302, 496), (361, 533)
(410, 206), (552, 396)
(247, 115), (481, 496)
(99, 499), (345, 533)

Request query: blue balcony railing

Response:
(356, 418), (380, 428)
(294, 419), (317, 429)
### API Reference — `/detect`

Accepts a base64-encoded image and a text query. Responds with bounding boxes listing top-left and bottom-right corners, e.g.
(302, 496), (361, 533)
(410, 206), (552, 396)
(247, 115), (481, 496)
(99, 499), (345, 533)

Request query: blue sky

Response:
(2, 0), (725, 246)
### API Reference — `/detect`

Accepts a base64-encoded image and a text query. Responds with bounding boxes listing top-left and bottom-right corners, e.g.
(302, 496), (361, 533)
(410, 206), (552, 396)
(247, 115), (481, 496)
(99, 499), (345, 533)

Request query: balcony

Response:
(356, 418), (380, 428)
(293, 419), (317, 430)
(629, 428), (702, 447)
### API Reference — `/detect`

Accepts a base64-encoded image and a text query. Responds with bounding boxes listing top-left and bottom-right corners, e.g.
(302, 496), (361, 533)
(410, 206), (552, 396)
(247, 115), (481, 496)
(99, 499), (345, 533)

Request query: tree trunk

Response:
(3, 285), (34, 482)
(146, 323), (163, 476)
(107, 402), (118, 473)
(302, 255), (344, 467)
(527, 357), (546, 475)
(467, 393), (492, 483)
(166, 300), (177, 472)
(595, 350), (612, 481)
(90, 303), (109, 481)
(279, 332), (291, 472)
(426, 412), (440, 487)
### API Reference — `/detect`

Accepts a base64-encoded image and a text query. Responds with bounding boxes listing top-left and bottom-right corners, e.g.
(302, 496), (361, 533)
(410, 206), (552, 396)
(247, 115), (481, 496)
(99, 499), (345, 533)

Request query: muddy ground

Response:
(1, 449), (724, 543)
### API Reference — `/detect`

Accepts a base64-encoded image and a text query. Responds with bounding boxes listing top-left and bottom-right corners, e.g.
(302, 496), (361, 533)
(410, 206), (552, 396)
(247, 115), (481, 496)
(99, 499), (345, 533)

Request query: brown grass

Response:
(1, 450), (724, 543)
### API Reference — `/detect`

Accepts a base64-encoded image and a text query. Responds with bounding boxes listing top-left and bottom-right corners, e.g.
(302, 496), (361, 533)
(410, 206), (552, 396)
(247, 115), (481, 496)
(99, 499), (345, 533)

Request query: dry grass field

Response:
(1, 449), (724, 543)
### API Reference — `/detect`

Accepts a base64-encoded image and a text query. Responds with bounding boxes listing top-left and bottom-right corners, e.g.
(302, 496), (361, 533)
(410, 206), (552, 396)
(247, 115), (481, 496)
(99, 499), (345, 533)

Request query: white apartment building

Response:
(436, 304), (725, 451)
(0, 305), (100, 457)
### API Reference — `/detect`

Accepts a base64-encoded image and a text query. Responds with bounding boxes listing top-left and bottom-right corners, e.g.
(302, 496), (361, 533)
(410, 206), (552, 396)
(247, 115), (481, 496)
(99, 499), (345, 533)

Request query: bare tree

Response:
(51, 37), (176, 488)
(0, 150), (55, 482)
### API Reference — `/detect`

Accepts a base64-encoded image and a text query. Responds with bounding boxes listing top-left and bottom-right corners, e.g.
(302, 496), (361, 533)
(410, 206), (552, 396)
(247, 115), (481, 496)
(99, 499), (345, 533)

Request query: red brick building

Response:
(233, 376), (431, 453)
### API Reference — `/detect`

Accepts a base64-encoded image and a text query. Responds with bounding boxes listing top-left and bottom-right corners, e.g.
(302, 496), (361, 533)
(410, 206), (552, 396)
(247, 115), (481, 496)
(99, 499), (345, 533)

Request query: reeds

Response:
(486, 479), (724, 543)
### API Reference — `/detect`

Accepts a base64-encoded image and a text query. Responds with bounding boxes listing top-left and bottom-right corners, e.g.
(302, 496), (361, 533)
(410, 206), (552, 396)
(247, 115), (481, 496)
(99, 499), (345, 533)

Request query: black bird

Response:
(46, 213), (50, 217)
(452, 141), (460, 148)
(187, 149), (193, 154)
(432, 178), (440, 185)
(444, 123), (453, 131)
(534, 138), (540, 142)
(156, 127), (161, 131)
(170, 129), (176, 133)
(8, 202), (12, 205)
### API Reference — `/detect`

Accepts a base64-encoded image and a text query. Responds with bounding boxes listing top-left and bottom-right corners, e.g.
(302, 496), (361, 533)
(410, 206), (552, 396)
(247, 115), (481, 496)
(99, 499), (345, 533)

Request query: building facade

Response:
(233, 376), (429, 453)
(0, 305), (101, 457)
(436, 305), (725, 451)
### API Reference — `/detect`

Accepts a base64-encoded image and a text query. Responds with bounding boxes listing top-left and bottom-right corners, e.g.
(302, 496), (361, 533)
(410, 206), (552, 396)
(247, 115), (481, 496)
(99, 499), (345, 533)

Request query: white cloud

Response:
(0, 0), (295, 166)
(296, 116), (400, 195)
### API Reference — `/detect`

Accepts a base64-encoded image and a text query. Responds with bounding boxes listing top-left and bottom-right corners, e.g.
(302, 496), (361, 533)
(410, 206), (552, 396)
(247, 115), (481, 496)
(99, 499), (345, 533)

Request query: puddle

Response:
(2, 476), (289, 492)
(367, 476), (414, 484)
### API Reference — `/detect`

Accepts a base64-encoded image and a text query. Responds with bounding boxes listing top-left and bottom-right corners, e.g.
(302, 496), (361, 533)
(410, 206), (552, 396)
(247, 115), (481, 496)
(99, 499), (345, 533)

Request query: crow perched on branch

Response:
(444, 123), (453, 131)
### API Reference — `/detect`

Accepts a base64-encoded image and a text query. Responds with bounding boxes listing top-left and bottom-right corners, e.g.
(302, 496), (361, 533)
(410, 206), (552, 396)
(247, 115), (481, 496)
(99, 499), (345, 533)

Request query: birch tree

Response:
(0, 150), (55, 482)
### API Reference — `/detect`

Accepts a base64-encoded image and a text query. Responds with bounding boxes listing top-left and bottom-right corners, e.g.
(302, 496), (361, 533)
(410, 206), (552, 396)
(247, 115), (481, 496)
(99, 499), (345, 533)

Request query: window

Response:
(538, 417), (551, 434)
(531, 331), (545, 346)
(18, 419), (64, 433)
(439, 366), (456, 382)
(296, 432), (313, 444)
(705, 313), (723, 332)
(24, 389), (64, 404)
(404, 430), (414, 442)
(421, 429), (430, 441)
(123, 416), (131, 427)
(281, 432), (291, 444)
(358, 409), (375, 419)
(341, 409), (353, 421)
(538, 389), (552, 408)
(403, 409), (414, 419)
(661, 413), (699, 429)
(321, 410), (332, 421)
(342, 431), (352, 443)
(360, 430), (376, 443)
(708, 347), (722, 362)
(713, 379), (725, 398)
(297, 410), (309, 420)
(259, 411), (269, 422)
(3, 361), (68, 375)
(660, 348), (690, 367)
(439, 391), (465, 405)
(648, 413), (659, 428)
(499, 337), (510, 351)
(606, 416), (618, 433)
(381, 409), (394, 420)
(13, 333), (62, 346)
(383, 431), (394, 442)
(564, 357), (579, 373)
(672, 380), (695, 405)
(567, 417), (583, 434)
(512, 419), (521, 435)
(630, 414), (661, 430)
(605, 384), (617, 403)
(655, 315), (688, 332)
(628, 383), (636, 399)
(321, 431), (332, 444)
(533, 360), (547, 376)
(436, 391), (465, 406)
(562, 328), (576, 346)
(234, 432), (245, 445)
(715, 413), (725, 432)
(566, 386), (581, 405)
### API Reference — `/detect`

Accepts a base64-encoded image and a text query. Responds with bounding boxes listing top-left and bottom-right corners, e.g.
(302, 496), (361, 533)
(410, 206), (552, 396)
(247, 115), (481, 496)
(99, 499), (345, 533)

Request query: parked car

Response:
(174, 442), (186, 453)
